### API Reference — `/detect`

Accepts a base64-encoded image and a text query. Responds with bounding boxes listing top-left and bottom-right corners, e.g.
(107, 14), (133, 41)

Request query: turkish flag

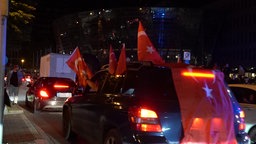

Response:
(66, 47), (93, 87)
(115, 44), (127, 75)
(137, 21), (164, 64)
(170, 66), (237, 143)
(108, 45), (117, 74)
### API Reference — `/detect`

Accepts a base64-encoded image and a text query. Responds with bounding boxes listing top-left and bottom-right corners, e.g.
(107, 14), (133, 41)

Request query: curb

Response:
(4, 105), (23, 115)
(3, 105), (58, 144)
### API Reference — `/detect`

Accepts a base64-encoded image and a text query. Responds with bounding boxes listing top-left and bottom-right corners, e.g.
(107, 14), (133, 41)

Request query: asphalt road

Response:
(17, 83), (88, 144)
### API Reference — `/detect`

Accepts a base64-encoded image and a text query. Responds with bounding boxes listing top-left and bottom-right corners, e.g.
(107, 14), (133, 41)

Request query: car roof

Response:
(228, 84), (256, 91)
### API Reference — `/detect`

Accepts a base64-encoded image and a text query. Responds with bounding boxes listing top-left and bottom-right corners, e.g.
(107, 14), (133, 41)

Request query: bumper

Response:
(40, 99), (66, 111)
(236, 132), (251, 144)
(122, 132), (251, 144)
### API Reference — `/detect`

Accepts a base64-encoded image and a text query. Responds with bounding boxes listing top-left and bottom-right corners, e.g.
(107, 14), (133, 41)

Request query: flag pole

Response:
(0, 0), (8, 143)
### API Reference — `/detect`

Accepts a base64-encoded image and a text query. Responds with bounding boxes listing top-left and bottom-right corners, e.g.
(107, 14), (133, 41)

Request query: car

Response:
(63, 62), (250, 144)
(22, 74), (33, 85)
(228, 84), (256, 143)
(25, 77), (76, 113)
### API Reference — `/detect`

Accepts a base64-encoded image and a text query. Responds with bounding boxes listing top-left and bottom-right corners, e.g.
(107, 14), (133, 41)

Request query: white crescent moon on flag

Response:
(110, 53), (115, 63)
(138, 31), (146, 37)
(75, 57), (82, 71)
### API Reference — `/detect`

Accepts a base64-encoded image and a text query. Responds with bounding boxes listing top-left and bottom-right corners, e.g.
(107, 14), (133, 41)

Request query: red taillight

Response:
(191, 118), (222, 130)
(239, 110), (246, 131)
(54, 84), (69, 88)
(39, 90), (49, 98)
(128, 107), (162, 132)
(182, 71), (215, 78)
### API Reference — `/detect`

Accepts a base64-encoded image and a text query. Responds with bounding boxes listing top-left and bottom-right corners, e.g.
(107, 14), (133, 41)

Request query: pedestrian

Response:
(6, 65), (23, 104)
(222, 63), (231, 82)
(238, 65), (245, 83)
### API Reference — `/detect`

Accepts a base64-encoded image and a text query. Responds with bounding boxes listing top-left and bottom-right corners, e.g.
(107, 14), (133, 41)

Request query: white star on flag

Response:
(202, 82), (213, 99)
(146, 46), (155, 54)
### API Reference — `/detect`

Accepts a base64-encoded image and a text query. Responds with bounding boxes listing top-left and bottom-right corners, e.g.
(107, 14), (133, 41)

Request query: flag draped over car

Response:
(137, 21), (165, 64)
(66, 47), (93, 87)
(108, 45), (117, 74)
(115, 44), (127, 75)
(170, 66), (237, 143)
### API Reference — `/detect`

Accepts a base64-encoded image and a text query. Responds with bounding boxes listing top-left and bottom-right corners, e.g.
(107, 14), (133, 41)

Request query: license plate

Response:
(57, 92), (71, 97)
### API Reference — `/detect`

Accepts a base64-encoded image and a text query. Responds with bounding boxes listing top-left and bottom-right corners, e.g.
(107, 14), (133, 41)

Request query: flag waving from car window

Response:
(108, 45), (117, 74)
(137, 21), (164, 64)
(115, 44), (127, 75)
(66, 47), (93, 87)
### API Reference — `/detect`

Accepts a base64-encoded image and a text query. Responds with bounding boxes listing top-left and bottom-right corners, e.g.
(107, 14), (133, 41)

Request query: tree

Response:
(7, 0), (36, 65)
(8, 0), (36, 40)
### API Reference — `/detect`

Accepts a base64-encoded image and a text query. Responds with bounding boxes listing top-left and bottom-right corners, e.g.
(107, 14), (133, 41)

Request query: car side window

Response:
(101, 75), (124, 94)
(84, 70), (108, 93)
(231, 87), (256, 104)
(33, 78), (42, 88)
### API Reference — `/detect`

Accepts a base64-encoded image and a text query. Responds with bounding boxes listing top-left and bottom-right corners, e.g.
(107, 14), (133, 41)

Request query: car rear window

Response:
(125, 66), (178, 101)
(43, 78), (75, 87)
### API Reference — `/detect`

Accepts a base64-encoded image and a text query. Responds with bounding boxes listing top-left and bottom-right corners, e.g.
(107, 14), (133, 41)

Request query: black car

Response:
(25, 77), (76, 113)
(63, 62), (250, 144)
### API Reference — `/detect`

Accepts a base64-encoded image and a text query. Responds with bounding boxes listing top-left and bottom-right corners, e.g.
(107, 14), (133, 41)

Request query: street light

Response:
(21, 59), (24, 68)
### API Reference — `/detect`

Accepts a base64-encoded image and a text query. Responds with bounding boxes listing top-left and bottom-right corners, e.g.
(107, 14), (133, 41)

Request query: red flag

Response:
(137, 21), (164, 64)
(66, 47), (93, 87)
(108, 45), (117, 74)
(170, 67), (237, 143)
(115, 44), (127, 75)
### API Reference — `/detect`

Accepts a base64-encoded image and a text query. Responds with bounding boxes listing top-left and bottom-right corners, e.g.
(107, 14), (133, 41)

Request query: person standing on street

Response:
(6, 65), (23, 104)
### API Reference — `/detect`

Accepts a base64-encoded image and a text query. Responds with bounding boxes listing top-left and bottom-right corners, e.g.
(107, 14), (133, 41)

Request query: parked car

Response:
(63, 62), (250, 144)
(25, 77), (76, 113)
(228, 84), (256, 143)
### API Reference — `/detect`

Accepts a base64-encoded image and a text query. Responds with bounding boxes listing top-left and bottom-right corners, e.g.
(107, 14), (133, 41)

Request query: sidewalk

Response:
(3, 104), (52, 144)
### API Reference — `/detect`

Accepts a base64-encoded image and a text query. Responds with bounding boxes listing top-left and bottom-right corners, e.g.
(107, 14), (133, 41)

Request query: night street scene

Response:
(1, 0), (256, 143)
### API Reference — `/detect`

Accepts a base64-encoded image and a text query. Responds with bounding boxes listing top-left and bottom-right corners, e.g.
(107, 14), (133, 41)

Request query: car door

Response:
(229, 86), (256, 132)
(26, 78), (42, 105)
(71, 70), (109, 144)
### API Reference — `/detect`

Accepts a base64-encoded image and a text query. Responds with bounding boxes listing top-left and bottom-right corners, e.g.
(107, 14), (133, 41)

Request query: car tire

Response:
(63, 108), (76, 141)
(103, 129), (122, 144)
(249, 127), (256, 144)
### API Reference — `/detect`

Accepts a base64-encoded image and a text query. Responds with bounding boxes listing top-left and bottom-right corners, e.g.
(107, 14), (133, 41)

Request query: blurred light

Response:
(182, 71), (215, 78)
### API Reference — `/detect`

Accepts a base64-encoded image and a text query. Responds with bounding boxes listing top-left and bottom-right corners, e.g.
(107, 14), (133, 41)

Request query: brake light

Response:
(54, 84), (69, 88)
(39, 90), (49, 98)
(239, 110), (246, 131)
(191, 118), (222, 130)
(182, 71), (215, 78)
(128, 107), (162, 132)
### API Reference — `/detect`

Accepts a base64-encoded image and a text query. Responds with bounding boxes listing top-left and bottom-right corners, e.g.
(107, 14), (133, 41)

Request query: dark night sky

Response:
(36, 0), (217, 18)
